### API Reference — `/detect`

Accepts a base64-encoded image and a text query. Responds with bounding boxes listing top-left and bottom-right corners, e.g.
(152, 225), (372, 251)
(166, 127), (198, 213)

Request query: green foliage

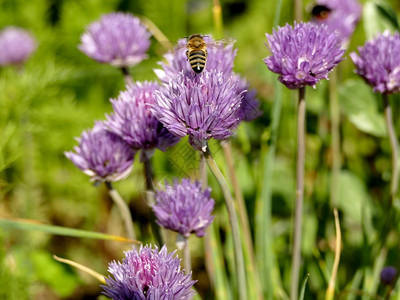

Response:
(30, 250), (80, 297)
(339, 79), (386, 137)
(0, 235), (29, 300)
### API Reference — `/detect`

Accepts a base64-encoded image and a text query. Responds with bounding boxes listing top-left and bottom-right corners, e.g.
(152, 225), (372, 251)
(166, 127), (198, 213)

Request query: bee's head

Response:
(311, 4), (332, 21)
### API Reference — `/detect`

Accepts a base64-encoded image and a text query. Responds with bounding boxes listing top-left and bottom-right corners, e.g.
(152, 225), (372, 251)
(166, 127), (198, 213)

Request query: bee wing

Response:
(170, 43), (188, 54)
(206, 37), (237, 48)
(167, 38), (190, 54)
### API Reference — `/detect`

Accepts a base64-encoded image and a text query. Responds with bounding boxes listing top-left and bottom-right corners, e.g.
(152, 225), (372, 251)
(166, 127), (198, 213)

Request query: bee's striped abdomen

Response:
(188, 50), (207, 73)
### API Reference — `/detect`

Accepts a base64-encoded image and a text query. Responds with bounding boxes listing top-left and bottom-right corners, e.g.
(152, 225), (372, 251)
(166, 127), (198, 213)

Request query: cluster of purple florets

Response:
(350, 31), (400, 94)
(103, 245), (196, 300)
(264, 22), (345, 89)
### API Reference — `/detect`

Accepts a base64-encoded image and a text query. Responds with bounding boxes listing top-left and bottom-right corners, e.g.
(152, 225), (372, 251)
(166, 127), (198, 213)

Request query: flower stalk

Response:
(183, 236), (192, 274)
(383, 94), (399, 204)
(105, 181), (136, 241)
(222, 141), (252, 247)
(203, 145), (247, 300)
(291, 87), (306, 300)
(200, 154), (208, 188)
(143, 158), (164, 246)
(212, 0), (223, 39)
(294, 0), (303, 22)
(329, 70), (341, 207)
(121, 66), (133, 86)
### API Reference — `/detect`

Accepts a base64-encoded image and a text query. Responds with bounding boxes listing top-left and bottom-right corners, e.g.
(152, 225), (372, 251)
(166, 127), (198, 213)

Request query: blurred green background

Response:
(1, 0), (400, 299)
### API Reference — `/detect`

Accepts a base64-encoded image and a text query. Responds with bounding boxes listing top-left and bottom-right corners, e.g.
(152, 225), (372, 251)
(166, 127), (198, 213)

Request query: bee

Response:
(311, 4), (332, 21)
(172, 34), (236, 74)
(186, 34), (208, 74)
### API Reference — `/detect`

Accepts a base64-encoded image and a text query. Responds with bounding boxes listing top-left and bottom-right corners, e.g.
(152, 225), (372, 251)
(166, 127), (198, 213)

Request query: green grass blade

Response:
(205, 221), (231, 300)
(299, 273), (310, 300)
(0, 218), (140, 243)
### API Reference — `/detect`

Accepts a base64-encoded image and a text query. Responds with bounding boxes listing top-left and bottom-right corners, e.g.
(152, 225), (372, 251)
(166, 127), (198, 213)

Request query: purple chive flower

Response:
(264, 22), (345, 89)
(79, 12), (151, 67)
(152, 70), (243, 151)
(105, 81), (180, 161)
(0, 26), (36, 66)
(350, 31), (400, 94)
(65, 122), (134, 182)
(380, 266), (398, 286)
(153, 179), (215, 237)
(312, 0), (362, 44)
(102, 245), (196, 300)
(155, 35), (261, 122)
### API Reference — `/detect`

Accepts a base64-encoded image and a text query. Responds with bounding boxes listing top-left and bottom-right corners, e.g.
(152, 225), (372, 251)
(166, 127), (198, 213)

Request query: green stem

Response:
(329, 70), (341, 208)
(199, 154), (208, 188)
(121, 67), (133, 86)
(212, 0), (223, 39)
(143, 157), (164, 246)
(203, 146), (247, 300)
(294, 0), (303, 21)
(182, 235), (192, 274)
(383, 94), (399, 204)
(290, 87), (306, 300)
(105, 181), (136, 240)
(222, 140), (253, 254)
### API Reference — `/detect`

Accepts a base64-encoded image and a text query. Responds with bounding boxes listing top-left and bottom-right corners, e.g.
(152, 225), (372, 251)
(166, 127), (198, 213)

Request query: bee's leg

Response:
(186, 50), (189, 60)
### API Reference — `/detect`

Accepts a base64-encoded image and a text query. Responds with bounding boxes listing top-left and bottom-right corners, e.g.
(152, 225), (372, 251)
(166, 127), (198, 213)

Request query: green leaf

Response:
(338, 79), (386, 137)
(376, 3), (400, 30)
(338, 171), (374, 244)
(0, 218), (139, 243)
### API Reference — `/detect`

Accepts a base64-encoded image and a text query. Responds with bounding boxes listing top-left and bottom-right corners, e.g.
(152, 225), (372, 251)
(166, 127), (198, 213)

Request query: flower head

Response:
(105, 81), (180, 161)
(380, 266), (398, 286)
(350, 31), (400, 94)
(102, 245), (196, 300)
(79, 12), (151, 67)
(264, 22), (345, 89)
(0, 26), (36, 66)
(65, 122), (134, 182)
(312, 0), (362, 44)
(152, 70), (243, 151)
(153, 179), (215, 237)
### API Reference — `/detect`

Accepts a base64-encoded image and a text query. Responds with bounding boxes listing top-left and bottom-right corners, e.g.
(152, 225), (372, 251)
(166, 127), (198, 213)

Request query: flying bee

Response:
(172, 34), (236, 74)
(311, 4), (332, 21)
